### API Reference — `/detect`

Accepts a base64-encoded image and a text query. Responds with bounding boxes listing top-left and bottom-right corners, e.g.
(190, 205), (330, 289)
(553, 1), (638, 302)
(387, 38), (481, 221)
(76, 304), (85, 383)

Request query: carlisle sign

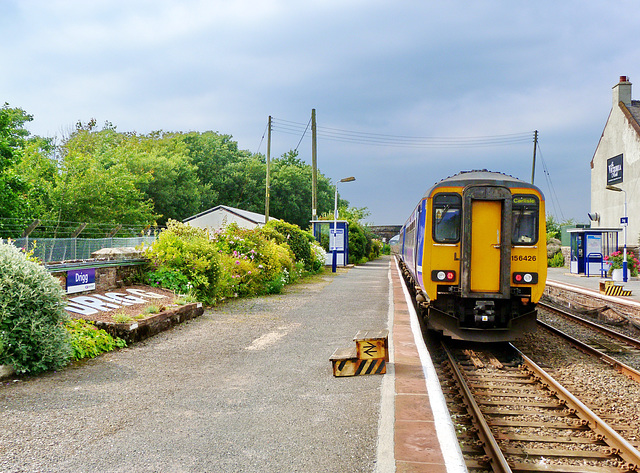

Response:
(607, 154), (623, 185)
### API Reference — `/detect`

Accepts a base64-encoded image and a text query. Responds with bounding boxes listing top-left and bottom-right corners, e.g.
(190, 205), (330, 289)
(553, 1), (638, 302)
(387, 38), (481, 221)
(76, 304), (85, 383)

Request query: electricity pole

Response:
(531, 130), (538, 184)
(311, 109), (318, 221)
(265, 116), (271, 222)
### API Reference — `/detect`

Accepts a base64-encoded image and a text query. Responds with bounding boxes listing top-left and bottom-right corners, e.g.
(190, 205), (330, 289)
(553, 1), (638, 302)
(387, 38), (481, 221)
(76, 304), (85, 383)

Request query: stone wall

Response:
(51, 264), (145, 294)
(544, 284), (640, 322)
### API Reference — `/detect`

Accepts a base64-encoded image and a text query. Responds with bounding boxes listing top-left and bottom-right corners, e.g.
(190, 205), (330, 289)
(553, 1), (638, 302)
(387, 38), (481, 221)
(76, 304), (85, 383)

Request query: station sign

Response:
(66, 268), (96, 294)
(607, 154), (623, 185)
(621, 216), (629, 226)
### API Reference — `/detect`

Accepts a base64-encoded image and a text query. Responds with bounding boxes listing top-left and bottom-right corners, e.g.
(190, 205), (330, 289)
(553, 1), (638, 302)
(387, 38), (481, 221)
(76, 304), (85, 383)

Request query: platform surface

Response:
(547, 267), (640, 304)
(0, 256), (464, 472)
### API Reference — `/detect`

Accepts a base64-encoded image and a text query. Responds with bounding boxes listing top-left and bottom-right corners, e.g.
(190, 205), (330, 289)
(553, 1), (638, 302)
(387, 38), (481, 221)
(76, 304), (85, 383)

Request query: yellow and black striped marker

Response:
(330, 347), (387, 377)
(601, 280), (633, 296)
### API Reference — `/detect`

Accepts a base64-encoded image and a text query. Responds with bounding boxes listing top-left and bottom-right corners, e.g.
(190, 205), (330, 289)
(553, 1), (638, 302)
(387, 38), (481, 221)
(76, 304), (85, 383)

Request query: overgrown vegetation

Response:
(144, 220), (326, 303)
(65, 319), (126, 361)
(144, 220), (221, 305)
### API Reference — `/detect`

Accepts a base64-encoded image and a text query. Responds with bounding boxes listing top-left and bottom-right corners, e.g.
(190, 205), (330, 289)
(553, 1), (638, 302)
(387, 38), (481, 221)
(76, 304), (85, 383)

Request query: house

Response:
(183, 205), (277, 231)
(590, 76), (640, 246)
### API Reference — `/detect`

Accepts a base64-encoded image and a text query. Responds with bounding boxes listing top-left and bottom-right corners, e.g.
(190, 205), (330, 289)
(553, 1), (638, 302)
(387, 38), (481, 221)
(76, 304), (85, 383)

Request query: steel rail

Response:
(511, 343), (640, 470)
(537, 319), (640, 384)
(539, 300), (640, 350)
(441, 342), (513, 473)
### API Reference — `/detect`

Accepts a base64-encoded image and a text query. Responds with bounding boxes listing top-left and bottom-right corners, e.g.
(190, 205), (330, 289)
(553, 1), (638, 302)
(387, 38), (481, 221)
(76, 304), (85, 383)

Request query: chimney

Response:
(613, 75), (632, 108)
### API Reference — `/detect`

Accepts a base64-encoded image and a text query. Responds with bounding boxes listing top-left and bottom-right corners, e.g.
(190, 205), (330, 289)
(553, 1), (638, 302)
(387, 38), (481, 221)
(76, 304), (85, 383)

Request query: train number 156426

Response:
(512, 255), (536, 262)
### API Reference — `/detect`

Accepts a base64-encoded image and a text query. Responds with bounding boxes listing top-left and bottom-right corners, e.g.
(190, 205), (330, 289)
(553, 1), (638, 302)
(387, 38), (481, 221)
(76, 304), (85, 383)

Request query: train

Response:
(396, 170), (547, 342)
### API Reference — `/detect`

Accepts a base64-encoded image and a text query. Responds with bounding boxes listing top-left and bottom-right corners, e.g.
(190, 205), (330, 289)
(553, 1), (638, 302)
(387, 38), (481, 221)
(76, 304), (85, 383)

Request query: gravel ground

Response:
(539, 306), (640, 371)
(0, 259), (391, 473)
(514, 323), (640, 445)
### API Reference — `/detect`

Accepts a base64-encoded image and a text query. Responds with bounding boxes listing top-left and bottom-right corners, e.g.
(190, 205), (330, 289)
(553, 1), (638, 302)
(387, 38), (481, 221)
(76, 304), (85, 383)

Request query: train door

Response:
(470, 200), (501, 292)
(461, 186), (512, 299)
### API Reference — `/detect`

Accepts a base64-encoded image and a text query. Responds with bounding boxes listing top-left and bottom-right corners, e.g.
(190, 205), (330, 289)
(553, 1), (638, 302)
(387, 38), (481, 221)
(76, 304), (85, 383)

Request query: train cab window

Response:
(433, 194), (461, 243)
(512, 195), (539, 245)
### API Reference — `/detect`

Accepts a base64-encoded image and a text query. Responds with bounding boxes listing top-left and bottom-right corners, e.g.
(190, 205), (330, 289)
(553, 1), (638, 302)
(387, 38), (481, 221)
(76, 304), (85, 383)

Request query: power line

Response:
(536, 142), (566, 221)
(270, 117), (534, 149)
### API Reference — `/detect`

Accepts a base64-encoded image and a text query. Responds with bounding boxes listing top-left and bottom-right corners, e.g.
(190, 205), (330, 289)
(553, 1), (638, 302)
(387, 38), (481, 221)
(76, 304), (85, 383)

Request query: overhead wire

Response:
(270, 117), (534, 149)
(293, 116), (312, 153)
(536, 141), (566, 221)
(254, 121), (269, 155)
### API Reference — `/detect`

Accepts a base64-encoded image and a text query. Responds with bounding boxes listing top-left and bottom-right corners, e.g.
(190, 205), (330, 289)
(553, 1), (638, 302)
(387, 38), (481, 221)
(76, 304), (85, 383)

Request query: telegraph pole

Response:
(311, 109), (318, 221)
(265, 116), (271, 222)
(531, 130), (538, 184)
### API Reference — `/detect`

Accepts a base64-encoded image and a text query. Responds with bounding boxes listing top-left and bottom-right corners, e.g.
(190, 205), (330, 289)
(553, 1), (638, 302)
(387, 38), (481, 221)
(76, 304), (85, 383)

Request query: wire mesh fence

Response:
(1, 236), (157, 263)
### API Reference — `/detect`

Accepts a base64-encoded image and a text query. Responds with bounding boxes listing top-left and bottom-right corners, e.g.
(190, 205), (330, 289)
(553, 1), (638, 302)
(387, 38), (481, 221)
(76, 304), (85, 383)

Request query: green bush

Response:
(145, 220), (221, 304)
(368, 239), (383, 260)
(0, 243), (72, 374)
(264, 220), (316, 271)
(348, 221), (369, 263)
(548, 251), (565, 268)
(147, 267), (192, 294)
(65, 319), (126, 361)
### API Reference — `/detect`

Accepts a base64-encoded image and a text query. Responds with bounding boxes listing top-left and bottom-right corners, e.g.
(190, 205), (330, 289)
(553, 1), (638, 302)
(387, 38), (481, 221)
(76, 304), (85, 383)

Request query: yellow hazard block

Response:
(354, 329), (389, 361)
(330, 347), (387, 377)
(600, 280), (633, 296)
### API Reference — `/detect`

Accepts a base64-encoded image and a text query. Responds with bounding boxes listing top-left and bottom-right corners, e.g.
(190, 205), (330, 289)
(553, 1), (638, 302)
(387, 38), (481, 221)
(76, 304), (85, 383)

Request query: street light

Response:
(607, 185), (628, 282)
(332, 176), (356, 273)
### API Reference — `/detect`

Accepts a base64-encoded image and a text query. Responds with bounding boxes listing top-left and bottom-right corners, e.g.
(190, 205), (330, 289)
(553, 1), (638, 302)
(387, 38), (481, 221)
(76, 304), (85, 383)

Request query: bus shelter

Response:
(566, 227), (620, 277)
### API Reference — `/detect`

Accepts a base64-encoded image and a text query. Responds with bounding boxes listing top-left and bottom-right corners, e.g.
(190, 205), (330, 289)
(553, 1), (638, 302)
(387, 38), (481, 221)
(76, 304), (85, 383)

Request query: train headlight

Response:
(431, 270), (456, 282)
(512, 272), (538, 284)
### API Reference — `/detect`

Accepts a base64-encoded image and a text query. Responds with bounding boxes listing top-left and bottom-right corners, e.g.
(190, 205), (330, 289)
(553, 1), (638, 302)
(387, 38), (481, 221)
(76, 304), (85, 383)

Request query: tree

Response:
(177, 131), (253, 212)
(51, 125), (157, 229)
(0, 104), (38, 236)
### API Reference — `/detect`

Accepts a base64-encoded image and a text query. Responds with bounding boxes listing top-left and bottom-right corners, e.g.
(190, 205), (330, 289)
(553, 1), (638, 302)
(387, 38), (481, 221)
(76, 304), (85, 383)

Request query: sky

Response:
(2, 0), (639, 226)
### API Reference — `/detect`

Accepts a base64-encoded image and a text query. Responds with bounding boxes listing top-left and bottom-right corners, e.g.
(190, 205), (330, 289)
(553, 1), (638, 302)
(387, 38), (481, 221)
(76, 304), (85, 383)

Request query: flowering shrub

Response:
(605, 250), (640, 277)
(145, 221), (324, 305)
(264, 220), (316, 271)
(145, 220), (221, 304)
(211, 224), (296, 299)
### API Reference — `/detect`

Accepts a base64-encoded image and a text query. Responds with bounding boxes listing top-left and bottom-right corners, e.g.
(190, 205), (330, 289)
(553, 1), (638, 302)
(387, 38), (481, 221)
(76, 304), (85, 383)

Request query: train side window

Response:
(433, 193), (461, 243)
(512, 195), (539, 245)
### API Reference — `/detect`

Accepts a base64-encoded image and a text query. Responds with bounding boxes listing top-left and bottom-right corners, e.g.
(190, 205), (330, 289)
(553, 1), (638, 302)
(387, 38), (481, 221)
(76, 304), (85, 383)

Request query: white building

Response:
(590, 76), (640, 246)
(184, 205), (276, 231)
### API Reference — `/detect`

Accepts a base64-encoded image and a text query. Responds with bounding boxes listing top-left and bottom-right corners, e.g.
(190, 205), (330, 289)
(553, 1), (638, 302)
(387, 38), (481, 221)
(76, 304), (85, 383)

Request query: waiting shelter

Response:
(310, 220), (350, 266)
(566, 227), (620, 277)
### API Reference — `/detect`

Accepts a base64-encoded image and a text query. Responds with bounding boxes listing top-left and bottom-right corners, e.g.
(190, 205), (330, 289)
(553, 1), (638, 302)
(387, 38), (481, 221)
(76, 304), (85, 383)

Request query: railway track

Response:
(434, 338), (640, 472)
(538, 301), (640, 375)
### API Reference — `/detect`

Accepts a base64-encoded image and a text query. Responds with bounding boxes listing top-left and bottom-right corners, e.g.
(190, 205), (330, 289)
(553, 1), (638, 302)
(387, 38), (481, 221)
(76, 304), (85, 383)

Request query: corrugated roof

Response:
(183, 205), (275, 225)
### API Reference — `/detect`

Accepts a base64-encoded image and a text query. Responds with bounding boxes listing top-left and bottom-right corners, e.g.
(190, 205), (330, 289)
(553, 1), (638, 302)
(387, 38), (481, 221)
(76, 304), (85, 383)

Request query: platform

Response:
(546, 267), (640, 307)
(387, 259), (467, 472)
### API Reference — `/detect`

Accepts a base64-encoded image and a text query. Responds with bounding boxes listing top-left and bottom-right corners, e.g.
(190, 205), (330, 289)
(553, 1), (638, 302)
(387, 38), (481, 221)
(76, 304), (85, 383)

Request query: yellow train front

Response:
(399, 170), (546, 342)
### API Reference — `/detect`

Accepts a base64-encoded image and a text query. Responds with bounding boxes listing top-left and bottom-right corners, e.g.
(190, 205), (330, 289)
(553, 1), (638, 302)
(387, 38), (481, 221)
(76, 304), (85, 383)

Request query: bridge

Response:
(368, 225), (401, 242)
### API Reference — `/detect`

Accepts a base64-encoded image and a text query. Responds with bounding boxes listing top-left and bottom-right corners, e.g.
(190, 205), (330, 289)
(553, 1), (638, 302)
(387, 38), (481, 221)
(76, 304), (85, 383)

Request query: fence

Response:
(2, 236), (157, 263)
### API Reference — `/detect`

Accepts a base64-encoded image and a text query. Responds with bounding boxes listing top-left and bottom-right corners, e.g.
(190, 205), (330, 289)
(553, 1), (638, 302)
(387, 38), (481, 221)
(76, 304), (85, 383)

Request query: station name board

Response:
(67, 268), (96, 294)
(607, 154), (623, 185)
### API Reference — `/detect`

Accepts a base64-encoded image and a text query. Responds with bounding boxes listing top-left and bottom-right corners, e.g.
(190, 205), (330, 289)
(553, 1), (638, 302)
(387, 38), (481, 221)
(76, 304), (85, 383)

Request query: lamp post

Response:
(332, 176), (355, 273)
(606, 185), (628, 282)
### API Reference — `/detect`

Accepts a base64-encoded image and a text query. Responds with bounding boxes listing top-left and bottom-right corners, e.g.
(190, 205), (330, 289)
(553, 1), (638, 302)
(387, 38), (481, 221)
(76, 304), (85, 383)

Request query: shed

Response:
(184, 205), (277, 231)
